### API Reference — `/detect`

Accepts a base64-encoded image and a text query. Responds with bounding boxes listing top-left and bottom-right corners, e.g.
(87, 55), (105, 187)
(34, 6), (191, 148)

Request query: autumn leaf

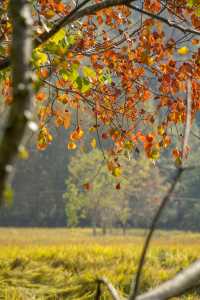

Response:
(67, 142), (77, 150)
(32, 49), (48, 66)
(51, 28), (66, 43)
(112, 167), (122, 177)
(63, 112), (71, 129)
(83, 66), (96, 79)
(177, 47), (189, 55)
(36, 91), (46, 102)
(83, 182), (92, 191)
(148, 148), (160, 160)
(172, 148), (181, 158)
(70, 127), (84, 141)
(115, 182), (121, 190)
(3, 184), (14, 206)
(37, 127), (53, 151)
(90, 138), (97, 149)
(18, 146), (29, 160)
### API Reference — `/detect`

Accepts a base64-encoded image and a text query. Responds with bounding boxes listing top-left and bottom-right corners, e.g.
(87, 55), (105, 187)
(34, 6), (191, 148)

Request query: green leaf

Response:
(51, 28), (66, 43)
(67, 35), (76, 46)
(59, 69), (69, 81)
(83, 66), (96, 79)
(32, 49), (48, 66)
(69, 68), (79, 82)
(81, 77), (91, 93)
(75, 76), (83, 90)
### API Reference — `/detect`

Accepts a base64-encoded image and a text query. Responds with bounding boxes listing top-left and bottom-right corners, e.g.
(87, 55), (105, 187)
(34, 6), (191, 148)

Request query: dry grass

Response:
(0, 228), (199, 299)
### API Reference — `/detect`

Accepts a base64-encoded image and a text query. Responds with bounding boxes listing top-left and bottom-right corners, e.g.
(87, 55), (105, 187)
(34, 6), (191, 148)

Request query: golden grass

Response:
(0, 228), (199, 299)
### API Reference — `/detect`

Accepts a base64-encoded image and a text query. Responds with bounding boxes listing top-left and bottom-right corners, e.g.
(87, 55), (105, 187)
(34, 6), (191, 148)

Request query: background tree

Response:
(64, 149), (167, 234)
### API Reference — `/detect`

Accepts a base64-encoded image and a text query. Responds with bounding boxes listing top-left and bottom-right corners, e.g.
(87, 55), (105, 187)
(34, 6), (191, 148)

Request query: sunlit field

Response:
(0, 228), (200, 299)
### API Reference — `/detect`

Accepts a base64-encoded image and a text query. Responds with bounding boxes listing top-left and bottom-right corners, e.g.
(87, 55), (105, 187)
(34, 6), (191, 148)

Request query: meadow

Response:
(0, 228), (200, 299)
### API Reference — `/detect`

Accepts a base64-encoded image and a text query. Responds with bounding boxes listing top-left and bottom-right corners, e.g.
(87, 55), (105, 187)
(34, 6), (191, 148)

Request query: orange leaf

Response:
(67, 142), (77, 150)
(83, 182), (92, 191)
(36, 92), (46, 102)
(70, 127), (84, 140)
(63, 112), (71, 129)
(116, 183), (121, 190)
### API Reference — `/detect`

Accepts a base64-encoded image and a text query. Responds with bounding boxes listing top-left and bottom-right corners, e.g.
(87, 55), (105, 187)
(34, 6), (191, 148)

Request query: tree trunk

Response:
(0, 0), (33, 204)
(102, 224), (107, 235)
(92, 219), (97, 236)
(122, 224), (126, 235)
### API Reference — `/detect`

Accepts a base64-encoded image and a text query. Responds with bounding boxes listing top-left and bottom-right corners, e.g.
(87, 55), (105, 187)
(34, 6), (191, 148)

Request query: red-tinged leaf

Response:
(83, 182), (92, 191)
(116, 183), (121, 190)
(36, 92), (46, 102)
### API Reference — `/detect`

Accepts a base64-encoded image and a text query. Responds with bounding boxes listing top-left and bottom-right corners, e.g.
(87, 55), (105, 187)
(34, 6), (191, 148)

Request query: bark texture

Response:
(0, 0), (33, 203)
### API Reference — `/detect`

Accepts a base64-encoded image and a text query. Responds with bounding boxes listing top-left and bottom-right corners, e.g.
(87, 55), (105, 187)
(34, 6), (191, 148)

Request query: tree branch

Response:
(128, 4), (200, 36)
(1, 0), (199, 72)
(182, 79), (192, 161)
(0, 0), (33, 203)
(96, 277), (123, 300)
(135, 260), (200, 300)
(0, 0), (135, 71)
(128, 168), (184, 300)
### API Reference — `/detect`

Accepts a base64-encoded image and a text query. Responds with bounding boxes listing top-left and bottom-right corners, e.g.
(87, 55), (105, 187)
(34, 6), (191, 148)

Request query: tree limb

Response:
(1, 0), (199, 72)
(0, 0), (135, 71)
(96, 277), (123, 300)
(135, 260), (200, 300)
(182, 79), (192, 161)
(128, 4), (200, 36)
(0, 0), (33, 203)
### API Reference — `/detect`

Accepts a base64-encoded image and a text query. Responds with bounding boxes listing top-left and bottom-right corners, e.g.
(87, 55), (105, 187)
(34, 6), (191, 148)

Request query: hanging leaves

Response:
(0, 0), (199, 166)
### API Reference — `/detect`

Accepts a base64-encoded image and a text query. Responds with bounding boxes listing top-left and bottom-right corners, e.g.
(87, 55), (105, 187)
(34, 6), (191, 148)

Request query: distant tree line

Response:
(0, 127), (200, 231)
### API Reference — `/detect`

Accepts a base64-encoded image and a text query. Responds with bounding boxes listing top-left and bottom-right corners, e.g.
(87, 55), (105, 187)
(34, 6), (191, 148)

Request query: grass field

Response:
(0, 228), (200, 299)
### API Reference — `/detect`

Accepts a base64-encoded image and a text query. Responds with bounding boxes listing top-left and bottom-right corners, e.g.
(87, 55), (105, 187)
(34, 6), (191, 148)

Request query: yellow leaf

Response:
(70, 127), (84, 140)
(51, 28), (66, 43)
(63, 112), (71, 129)
(45, 9), (55, 19)
(177, 46), (189, 55)
(3, 184), (14, 206)
(157, 125), (165, 136)
(124, 141), (133, 150)
(147, 57), (155, 66)
(150, 149), (160, 160)
(90, 138), (96, 149)
(18, 146), (29, 160)
(33, 50), (48, 66)
(112, 167), (122, 177)
(175, 157), (182, 168)
(89, 127), (96, 132)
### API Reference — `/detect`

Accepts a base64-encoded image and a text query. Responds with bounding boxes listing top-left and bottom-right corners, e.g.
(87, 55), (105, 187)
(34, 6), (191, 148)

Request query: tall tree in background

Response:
(64, 149), (167, 234)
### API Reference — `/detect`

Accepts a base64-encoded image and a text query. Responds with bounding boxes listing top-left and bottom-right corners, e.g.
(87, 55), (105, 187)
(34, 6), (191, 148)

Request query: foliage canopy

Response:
(0, 0), (199, 186)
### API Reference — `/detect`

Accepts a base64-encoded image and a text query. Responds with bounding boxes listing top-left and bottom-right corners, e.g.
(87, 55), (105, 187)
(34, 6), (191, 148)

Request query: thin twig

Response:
(95, 280), (102, 300)
(128, 168), (184, 300)
(128, 4), (200, 35)
(97, 277), (123, 300)
(182, 78), (192, 163)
